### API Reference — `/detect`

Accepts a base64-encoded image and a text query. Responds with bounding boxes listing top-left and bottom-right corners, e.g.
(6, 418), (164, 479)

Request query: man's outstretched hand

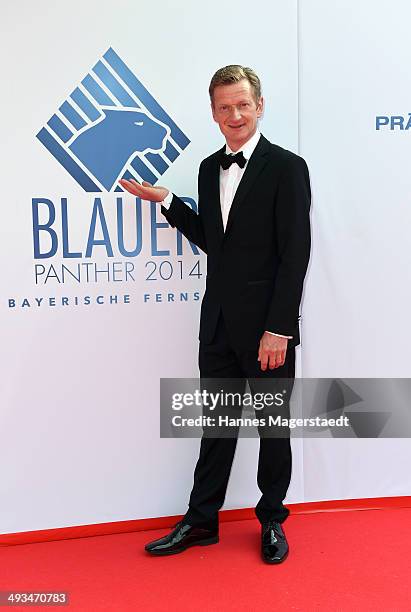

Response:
(119, 178), (169, 202)
(258, 332), (288, 371)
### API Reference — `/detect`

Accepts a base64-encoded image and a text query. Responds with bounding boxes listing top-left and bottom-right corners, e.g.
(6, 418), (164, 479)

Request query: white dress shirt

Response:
(162, 129), (292, 339)
(220, 128), (261, 229)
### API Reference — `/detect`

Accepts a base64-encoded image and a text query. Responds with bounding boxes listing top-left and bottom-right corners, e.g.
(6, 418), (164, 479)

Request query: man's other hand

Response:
(258, 332), (288, 371)
(119, 178), (169, 202)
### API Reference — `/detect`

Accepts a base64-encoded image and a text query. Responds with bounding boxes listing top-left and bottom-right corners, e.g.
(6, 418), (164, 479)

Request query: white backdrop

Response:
(0, 0), (302, 534)
(299, 0), (411, 501)
(1, 0), (410, 536)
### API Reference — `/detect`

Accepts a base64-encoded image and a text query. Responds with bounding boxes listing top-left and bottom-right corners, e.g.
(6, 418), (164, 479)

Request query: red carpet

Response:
(2, 508), (411, 611)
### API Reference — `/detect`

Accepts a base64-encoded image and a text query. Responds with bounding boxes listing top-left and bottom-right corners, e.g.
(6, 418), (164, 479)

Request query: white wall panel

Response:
(0, 0), (300, 533)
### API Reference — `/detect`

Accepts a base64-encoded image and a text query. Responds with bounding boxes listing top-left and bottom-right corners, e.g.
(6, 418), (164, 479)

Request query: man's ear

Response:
(256, 96), (264, 118)
(211, 101), (218, 123)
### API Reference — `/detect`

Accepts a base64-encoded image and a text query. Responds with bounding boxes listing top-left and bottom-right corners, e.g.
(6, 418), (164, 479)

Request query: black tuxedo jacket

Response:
(161, 134), (311, 350)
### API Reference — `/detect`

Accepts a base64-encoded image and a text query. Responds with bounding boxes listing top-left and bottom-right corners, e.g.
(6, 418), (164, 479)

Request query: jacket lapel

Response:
(224, 134), (270, 236)
(204, 147), (225, 242)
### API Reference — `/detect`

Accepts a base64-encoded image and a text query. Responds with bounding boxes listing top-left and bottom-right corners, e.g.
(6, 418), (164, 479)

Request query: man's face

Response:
(211, 79), (264, 151)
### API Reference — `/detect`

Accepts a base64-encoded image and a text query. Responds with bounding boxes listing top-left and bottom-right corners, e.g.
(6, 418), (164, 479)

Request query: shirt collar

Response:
(225, 129), (261, 160)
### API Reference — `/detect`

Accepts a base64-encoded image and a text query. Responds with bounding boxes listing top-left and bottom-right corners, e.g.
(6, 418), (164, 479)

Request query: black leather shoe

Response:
(261, 520), (289, 564)
(145, 521), (219, 556)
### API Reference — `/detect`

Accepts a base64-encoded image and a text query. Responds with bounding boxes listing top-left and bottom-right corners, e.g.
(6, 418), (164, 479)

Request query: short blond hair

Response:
(209, 65), (262, 105)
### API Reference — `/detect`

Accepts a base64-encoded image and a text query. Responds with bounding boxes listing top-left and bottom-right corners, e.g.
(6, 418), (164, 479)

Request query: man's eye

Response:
(241, 103), (249, 108)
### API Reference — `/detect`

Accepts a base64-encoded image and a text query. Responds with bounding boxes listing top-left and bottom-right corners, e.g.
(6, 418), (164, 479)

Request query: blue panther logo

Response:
(36, 47), (190, 192)
(68, 107), (169, 191)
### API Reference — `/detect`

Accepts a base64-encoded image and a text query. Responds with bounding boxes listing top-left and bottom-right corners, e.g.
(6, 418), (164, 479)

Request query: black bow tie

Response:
(220, 150), (247, 170)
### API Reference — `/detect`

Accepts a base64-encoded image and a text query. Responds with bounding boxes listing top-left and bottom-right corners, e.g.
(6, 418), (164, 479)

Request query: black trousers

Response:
(184, 312), (295, 528)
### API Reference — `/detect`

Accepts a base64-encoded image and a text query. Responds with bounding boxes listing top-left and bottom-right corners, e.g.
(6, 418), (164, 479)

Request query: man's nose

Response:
(230, 106), (242, 121)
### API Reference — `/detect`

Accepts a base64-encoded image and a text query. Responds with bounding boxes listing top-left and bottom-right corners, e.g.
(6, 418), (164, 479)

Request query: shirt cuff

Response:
(265, 331), (293, 339)
(161, 191), (173, 209)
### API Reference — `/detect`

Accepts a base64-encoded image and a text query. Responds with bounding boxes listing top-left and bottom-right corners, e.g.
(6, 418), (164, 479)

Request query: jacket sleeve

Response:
(161, 162), (207, 254)
(264, 155), (311, 336)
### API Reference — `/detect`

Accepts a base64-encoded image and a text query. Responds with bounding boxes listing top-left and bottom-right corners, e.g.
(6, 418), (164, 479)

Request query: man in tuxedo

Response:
(120, 65), (311, 564)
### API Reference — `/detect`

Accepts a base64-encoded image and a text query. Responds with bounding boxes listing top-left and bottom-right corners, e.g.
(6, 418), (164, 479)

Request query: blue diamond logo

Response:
(37, 47), (190, 192)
